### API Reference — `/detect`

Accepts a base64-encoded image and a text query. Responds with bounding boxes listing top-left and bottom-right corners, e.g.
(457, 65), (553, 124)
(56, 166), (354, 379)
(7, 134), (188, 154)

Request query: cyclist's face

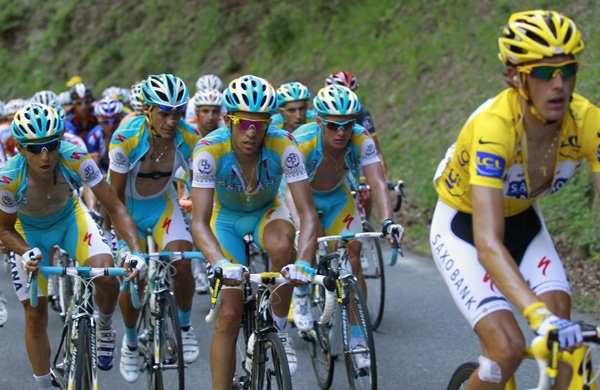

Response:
(319, 114), (355, 151)
(17, 137), (60, 177)
(73, 98), (93, 117)
(146, 105), (183, 139)
(280, 100), (308, 132)
(98, 116), (120, 136)
(519, 55), (577, 123)
(229, 111), (269, 156)
(195, 105), (221, 136)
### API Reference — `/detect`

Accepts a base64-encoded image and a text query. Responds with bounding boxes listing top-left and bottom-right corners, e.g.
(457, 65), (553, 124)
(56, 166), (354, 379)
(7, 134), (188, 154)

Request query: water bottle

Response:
(244, 333), (256, 372)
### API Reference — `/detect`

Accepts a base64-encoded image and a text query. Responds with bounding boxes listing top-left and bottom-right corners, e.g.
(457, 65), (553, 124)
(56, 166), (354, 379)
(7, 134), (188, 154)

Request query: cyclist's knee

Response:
(94, 274), (119, 293)
(539, 290), (571, 318)
(24, 302), (48, 329)
(215, 305), (243, 336)
(486, 338), (525, 380)
(171, 258), (193, 275)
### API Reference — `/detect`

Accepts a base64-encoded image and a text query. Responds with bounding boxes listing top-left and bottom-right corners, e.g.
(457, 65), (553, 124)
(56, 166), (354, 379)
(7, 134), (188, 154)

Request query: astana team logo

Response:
(285, 153), (300, 169)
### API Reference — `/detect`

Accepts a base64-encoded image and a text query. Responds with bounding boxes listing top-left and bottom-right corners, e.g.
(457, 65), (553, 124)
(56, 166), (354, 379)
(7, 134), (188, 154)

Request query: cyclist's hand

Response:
(179, 197), (192, 213)
(214, 259), (247, 286)
(124, 252), (147, 280)
(381, 218), (404, 247)
(385, 178), (394, 191)
(21, 247), (42, 274)
(524, 302), (583, 349)
(282, 260), (315, 286)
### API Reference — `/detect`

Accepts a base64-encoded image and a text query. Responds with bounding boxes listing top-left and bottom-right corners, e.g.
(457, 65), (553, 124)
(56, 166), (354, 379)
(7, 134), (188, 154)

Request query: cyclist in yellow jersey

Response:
(430, 10), (600, 389)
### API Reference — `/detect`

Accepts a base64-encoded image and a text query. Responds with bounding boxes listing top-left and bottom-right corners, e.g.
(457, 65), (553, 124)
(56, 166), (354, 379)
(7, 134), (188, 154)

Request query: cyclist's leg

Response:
(211, 287), (244, 389)
(255, 199), (296, 325)
(519, 207), (578, 389)
(430, 200), (525, 388)
(14, 214), (64, 379)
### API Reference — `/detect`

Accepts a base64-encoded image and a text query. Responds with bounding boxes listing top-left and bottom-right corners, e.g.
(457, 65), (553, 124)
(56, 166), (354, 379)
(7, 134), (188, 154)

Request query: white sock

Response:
(272, 313), (288, 331)
(98, 311), (112, 330)
(33, 372), (52, 390)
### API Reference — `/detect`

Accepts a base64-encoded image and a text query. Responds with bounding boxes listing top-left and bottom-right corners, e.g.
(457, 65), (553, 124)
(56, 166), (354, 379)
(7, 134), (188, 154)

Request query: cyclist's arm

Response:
(364, 161), (393, 220)
(284, 185), (301, 229)
(0, 210), (29, 255)
(471, 185), (538, 312)
(371, 135), (387, 175)
(190, 187), (225, 266)
(95, 175), (141, 252)
(109, 169), (128, 204)
(287, 179), (318, 264)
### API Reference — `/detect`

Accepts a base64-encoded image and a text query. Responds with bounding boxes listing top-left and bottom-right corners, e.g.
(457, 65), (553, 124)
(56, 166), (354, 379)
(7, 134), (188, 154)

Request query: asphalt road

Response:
(1, 249), (598, 389)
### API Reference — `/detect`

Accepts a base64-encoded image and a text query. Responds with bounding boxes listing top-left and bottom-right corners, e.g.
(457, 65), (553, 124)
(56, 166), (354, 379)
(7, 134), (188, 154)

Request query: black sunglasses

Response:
(25, 138), (61, 154)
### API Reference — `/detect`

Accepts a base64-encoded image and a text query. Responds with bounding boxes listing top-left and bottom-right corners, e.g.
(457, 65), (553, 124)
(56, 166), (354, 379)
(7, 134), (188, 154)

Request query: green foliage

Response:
(0, 0), (598, 263)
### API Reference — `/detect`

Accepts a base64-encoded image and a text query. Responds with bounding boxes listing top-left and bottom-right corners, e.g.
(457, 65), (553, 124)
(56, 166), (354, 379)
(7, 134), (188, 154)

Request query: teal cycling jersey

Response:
(0, 142), (103, 213)
(108, 115), (201, 177)
(292, 122), (380, 186)
(271, 109), (318, 130)
(192, 126), (308, 212)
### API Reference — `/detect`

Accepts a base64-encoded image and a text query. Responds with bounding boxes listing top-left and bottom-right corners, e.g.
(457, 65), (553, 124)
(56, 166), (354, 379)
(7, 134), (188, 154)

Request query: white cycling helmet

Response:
(223, 75), (276, 113)
(192, 89), (223, 107)
(4, 98), (27, 118)
(11, 103), (65, 144)
(31, 90), (59, 108)
(313, 85), (361, 116)
(94, 97), (124, 118)
(58, 91), (72, 106)
(196, 74), (223, 92)
(129, 81), (144, 114)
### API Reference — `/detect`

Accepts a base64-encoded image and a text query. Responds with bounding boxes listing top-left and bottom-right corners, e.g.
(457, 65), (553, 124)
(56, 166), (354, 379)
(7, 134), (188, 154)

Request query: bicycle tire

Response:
(361, 221), (386, 330)
(447, 362), (478, 390)
(74, 317), (96, 390)
(250, 331), (293, 390)
(51, 321), (73, 389)
(155, 292), (185, 390)
(308, 283), (335, 389)
(342, 278), (377, 390)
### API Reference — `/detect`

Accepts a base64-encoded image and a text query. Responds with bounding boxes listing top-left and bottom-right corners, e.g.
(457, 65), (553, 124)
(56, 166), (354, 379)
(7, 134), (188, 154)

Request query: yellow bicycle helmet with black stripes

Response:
(498, 10), (584, 65)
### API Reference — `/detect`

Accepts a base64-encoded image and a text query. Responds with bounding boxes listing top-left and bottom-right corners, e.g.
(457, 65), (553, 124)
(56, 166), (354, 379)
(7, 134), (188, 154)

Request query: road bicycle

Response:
(206, 266), (335, 390)
(30, 264), (138, 390)
(134, 230), (203, 390)
(352, 180), (404, 330)
(46, 246), (75, 321)
(447, 324), (600, 390)
(308, 231), (399, 389)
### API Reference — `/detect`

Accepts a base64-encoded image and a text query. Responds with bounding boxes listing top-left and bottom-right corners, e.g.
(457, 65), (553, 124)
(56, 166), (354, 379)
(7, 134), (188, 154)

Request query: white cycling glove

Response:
(381, 219), (404, 242)
(524, 302), (582, 349)
(21, 247), (42, 269)
(283, 260), (316, 284)
(124, 252), (147, 278)
(214, 259), (247, 283)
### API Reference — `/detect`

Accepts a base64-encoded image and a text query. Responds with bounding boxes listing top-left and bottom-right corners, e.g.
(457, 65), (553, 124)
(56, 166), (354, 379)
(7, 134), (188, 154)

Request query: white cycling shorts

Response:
(429, 200), (570, 328)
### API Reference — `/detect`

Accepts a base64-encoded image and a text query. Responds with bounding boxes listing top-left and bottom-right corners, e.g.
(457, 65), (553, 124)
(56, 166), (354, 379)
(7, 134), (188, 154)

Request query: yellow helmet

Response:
(498, 10), (584, 65)
(66, 75), (83, 88)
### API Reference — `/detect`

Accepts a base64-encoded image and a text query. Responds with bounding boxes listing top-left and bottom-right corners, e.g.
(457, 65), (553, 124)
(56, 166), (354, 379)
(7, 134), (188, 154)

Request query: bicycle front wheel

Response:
(342, 278), (377, 390)
(309, 284), (335, 389)
(74, 317), (97, 390)
(250, 332), (293, 390)
(447, 362), (478, 390)
(138, 292), (185, 390)
(361, 222), (385, 330)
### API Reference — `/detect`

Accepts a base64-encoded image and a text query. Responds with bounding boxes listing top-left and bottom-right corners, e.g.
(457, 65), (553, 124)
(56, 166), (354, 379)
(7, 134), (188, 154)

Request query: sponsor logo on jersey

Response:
(475, 152), (505, 178)
(506, 180), (527, 198)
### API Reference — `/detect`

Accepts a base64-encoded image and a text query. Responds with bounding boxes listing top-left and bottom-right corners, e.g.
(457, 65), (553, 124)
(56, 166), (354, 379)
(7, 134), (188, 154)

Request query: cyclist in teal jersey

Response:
(191, 75), (319, 387)
(108, 74), (202, 382)
(289, 85), (403, 345)
(271, 82), (317, 132)
(0, 103), (144, 390)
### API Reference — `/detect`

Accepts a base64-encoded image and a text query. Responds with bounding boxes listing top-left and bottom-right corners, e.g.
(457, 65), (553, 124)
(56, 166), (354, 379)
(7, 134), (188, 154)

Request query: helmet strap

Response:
(517, 73), (557, 126)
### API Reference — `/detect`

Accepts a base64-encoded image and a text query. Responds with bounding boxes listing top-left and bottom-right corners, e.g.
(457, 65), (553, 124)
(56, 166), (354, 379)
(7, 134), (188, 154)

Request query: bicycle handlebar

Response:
(318, 231), (404, 264)
(145, 251), (205, 260)
(30, 265), (139, 309)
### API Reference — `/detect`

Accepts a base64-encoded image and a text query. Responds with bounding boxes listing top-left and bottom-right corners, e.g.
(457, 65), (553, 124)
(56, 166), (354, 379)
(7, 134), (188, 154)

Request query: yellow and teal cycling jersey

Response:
(192, 126), (308, 212)
(0, 141), (103, 213)
(270, 109), (317, 130)
(292, 122), (380, 185)
(434, 88), (600, 216)
(108, 115), (201, 177)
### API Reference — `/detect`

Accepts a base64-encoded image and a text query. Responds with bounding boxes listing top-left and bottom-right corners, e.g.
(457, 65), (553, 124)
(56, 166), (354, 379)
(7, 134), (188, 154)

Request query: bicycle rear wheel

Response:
(342, 277), (377, 390)
(447, 362), (478, 390)
(361, 222), (385, 330)
(250, 331), (293, 390)
(74, 317), (97, 390)
(308, 284), (335, 389)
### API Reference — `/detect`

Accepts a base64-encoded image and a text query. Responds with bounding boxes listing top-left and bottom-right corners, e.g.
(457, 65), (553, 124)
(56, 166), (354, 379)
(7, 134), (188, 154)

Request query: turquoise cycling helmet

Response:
(276, 82), (311, 107)
(313, 85), (361, 116)
(223, 75), (277, 113)
(11, 103), (65, 144)
(141, 73), (189, 111)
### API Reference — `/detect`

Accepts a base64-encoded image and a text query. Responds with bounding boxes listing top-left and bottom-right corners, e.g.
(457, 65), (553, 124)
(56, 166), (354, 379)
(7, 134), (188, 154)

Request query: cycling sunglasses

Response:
(74, 99), (93, 106)
(516, 60), (579, 81)
(156, 103), (187, 113)
(24, 138), (61, 154)
(321, 118), (355, 132)
(227, 114), (271, 131)
(102, 118), (120, 125)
